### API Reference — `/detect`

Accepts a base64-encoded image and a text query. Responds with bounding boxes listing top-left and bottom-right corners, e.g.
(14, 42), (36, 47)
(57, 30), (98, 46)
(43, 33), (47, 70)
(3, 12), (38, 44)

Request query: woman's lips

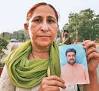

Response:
(37, 35), (51, 40)
(37, 35), (51, 37)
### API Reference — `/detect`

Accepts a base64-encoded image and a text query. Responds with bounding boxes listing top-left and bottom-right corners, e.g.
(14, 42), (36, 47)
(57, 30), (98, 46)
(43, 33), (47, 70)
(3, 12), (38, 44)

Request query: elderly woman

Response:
(0, 2), (99, 91)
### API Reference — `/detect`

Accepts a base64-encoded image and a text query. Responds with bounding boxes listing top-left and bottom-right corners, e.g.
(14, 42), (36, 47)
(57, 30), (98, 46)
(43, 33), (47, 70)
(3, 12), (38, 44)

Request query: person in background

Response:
(0, 2), (99, 91)
(61, 30), (72, 44)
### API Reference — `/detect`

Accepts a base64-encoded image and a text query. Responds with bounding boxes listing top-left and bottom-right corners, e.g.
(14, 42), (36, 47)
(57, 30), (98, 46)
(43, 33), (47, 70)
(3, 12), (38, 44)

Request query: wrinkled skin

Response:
(83, 40), (99, 91)
(83, 40), (99, 73)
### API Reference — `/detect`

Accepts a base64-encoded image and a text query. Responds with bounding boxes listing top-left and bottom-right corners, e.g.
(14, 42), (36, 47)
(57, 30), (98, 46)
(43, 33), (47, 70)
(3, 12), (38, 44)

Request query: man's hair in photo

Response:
(65, 48), (76, 56)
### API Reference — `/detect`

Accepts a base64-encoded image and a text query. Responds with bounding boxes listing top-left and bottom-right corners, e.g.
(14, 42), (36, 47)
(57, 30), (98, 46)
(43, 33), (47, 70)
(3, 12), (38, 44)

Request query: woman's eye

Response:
(32, 19), (41, 23)
(48, 19), (55, 24)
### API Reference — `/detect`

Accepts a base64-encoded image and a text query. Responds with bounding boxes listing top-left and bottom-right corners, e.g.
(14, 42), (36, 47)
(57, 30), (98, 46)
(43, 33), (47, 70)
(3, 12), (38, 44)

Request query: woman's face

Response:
(27, 5), (58, 48)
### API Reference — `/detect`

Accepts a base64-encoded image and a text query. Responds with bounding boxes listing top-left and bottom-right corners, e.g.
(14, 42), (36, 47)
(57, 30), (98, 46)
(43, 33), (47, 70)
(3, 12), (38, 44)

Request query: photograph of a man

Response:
(61, 48), (89, 86)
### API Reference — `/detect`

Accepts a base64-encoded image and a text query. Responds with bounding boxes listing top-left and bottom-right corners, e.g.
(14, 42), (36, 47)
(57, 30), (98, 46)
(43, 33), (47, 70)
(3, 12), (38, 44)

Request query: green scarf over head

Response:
(5, 40), (61, 88)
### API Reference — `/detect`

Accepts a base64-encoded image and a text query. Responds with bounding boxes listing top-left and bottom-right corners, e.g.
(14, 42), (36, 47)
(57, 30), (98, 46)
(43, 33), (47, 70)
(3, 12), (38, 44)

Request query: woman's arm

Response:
(83, 40), (99, 91)
(0, 65), (15, 91)
(83, 71), (98, 91)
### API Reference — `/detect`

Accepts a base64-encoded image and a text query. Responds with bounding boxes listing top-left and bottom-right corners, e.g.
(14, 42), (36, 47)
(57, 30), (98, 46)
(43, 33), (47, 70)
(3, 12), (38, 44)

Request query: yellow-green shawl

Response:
(5, 40), (61, 88)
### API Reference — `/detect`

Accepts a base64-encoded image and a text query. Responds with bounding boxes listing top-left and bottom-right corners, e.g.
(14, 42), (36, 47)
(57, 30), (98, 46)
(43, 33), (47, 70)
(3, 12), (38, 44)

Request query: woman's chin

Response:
(36, 41), (51, 48)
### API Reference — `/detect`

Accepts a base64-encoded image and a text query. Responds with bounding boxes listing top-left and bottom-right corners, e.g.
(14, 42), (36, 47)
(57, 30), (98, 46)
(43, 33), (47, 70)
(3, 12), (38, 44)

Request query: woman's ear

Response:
(24, 23), (28, 31)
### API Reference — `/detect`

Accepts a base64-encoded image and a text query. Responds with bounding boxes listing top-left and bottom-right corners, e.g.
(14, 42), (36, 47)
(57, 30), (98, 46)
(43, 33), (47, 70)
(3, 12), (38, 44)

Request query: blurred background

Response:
(0, 0), (99, 74)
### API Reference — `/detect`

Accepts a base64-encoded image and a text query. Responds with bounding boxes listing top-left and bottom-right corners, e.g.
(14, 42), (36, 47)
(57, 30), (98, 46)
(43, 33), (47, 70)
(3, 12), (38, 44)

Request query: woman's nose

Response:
(41, 21), (49, 32)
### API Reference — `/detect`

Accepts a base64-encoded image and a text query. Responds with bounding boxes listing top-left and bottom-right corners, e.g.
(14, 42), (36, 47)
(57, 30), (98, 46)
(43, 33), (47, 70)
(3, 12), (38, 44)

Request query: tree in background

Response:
(0, 37), (8, 53)
(63, 8), (99, 42)
(0, 32), (11, 40)
(0, 29), (30, 42)
(0, 37), (8, 67)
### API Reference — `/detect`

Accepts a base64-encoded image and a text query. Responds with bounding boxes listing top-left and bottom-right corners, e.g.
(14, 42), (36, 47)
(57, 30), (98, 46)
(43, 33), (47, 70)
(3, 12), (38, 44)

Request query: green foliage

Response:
(63, 8), (99, 42)
(0, 29), (30, 42)
(0, 32), (11, 41)
(0, 37), (8, 53)
(0, 37), (8, 67)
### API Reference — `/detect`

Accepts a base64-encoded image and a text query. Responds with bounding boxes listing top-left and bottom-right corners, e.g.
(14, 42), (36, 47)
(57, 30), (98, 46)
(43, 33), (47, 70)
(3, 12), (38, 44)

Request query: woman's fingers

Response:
(83, 40), (99, 72)
(42, 85), (60, 91)
(46, 75), (65, 83)
(86, 47), (96, 56)
(39, 76), (66, 91)
(83, 40), (96, 61)
(46, 79), (66, 88)
(43, 76), (65, 88)
(83, 40), (96, 49)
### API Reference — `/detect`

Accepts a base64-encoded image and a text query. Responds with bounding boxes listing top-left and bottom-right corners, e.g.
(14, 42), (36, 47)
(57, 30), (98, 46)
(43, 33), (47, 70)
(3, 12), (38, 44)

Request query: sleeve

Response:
(0, 65), (15, 91)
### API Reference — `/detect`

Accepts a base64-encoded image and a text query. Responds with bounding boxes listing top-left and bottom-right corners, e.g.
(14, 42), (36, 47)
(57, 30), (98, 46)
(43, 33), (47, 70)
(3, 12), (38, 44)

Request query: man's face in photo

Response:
(66, 52), (76, 65)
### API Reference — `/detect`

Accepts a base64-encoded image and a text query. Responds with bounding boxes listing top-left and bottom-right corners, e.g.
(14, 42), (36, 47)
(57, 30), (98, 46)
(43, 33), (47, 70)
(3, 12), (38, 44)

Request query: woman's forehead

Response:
(29, 5), (56, 18)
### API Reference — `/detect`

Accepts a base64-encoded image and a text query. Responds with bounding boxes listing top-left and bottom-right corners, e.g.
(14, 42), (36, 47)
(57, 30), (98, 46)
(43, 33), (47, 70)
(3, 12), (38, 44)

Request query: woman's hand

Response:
(83, 40), (99, 91)
(39, 76), (66, 91)
(83, 40), (99, 73)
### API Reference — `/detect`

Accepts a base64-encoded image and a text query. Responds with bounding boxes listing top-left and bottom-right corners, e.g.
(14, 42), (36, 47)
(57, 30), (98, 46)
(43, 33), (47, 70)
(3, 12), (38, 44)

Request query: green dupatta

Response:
(5, 40), (61, 88)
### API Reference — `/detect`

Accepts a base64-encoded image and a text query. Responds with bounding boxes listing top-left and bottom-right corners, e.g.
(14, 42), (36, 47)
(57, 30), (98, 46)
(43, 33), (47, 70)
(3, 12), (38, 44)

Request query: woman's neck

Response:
(31, 50), (49, 59)
(29, 44), (50, 60)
